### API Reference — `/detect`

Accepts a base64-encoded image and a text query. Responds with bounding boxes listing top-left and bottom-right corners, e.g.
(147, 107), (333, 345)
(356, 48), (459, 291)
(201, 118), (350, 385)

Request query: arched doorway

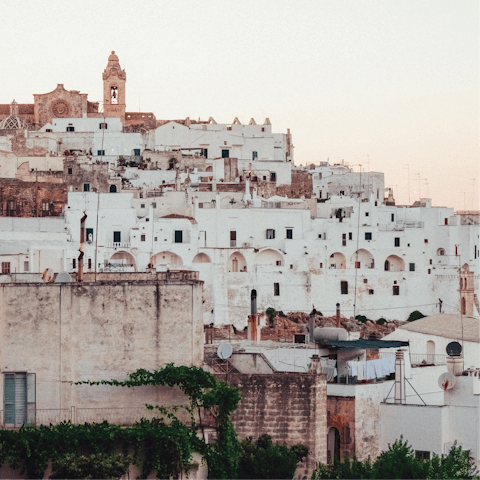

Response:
(329, 252), (346, 269)
(256, 249), (284, 266)
(384, 255), (404, 272)
(327, 427), (340, 463)
(351, 249), (375, 269)
(427, 340), (435, 364)
(228, 252), (247, 272)
(151, 252), (183, 267)
(109, 185), (117, 193)
(109, 251), (136, 271)
(192, 253), (211, 263)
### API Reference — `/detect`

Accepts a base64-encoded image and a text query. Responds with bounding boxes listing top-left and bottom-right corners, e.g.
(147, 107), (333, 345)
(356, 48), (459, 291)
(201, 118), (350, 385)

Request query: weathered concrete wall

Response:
(142, 151), (206, 171)
(276, 170), (313, 198)
(327, 396), (355, 460)
(227, 372), (327, 477)
(64, 158), (120, 193)
(0, 274), (204, 416)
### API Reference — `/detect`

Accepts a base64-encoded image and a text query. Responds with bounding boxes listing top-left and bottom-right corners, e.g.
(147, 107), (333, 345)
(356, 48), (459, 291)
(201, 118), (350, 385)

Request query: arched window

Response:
(461, 297), (466, 315)
(384, 260), (390, 271)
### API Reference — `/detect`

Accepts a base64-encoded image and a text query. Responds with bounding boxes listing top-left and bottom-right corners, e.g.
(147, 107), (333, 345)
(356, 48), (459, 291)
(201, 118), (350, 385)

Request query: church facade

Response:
(0, 51), (156, 131)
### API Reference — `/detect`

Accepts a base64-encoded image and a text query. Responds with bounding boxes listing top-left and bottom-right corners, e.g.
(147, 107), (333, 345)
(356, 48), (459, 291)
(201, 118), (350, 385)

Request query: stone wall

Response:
(277, 171), (313, 198)
(0, 178), (67, 217)
(327, 396), (356, 460)
(63, 158), (120, 193)
(0, 274), (204, 416)
(11, 132), (48, 157)
(227, 372), (327, 477)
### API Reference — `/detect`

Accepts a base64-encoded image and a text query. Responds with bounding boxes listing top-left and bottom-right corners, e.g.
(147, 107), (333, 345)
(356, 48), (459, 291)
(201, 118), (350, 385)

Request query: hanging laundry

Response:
(348, 361), (358, 377)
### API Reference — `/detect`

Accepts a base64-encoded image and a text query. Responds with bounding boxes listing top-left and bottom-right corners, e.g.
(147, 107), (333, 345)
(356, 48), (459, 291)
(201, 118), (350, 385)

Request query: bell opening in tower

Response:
(111, 86), (118, 104)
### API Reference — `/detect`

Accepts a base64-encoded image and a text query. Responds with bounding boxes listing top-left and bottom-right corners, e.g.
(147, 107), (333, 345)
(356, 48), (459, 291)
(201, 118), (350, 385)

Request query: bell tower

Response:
(102, 51), (126, 122)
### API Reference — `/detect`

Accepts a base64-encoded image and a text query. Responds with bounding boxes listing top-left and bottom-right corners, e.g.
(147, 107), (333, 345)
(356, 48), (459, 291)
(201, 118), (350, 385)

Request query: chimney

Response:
(336, 303), (341, 328)
(308, 354), (322, 374)
(309, 306), (317, 342)
(394, 350), (406, 404)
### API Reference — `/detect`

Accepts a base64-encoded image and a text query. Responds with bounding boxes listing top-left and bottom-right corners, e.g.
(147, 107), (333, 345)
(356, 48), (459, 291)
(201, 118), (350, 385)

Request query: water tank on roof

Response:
(313, 327), (348, 343)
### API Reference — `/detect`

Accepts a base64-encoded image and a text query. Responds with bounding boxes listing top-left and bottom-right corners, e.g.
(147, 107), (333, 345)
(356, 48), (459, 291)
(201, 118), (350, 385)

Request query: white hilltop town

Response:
(0, 51), (478, 477)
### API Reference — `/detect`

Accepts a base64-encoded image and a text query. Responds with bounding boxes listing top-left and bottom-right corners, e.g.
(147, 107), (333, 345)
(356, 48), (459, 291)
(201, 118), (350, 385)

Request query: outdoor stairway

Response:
(204, 352), (241, 374)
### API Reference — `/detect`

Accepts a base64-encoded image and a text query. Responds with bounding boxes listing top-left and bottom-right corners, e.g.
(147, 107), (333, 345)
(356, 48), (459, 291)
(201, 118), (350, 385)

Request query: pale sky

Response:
(1, 0), (478, 210)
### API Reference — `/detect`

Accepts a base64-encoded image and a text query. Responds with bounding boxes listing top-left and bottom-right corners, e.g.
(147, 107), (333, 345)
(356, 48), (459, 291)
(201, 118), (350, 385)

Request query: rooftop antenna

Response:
(403, 164), (410, 204)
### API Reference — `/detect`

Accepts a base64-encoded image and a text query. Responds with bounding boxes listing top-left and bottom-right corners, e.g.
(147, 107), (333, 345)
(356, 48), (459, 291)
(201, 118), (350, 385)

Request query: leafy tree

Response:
(238, 434), (308, 479)
(266, 308), (276, 327)
(407, 310), (425, 322)
(376, 318), (386, 325)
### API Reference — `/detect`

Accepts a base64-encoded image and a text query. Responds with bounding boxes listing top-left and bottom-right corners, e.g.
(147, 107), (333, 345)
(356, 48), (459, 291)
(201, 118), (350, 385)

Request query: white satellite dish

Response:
(217, 343), (233, 359)
(438, 372), (456, 391)
(42, 268), (54, 283)
(55, 271), (72, 283)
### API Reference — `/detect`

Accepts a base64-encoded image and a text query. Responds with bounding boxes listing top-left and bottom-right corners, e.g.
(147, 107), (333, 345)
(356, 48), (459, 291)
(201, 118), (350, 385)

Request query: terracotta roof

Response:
(398, 314), (479, 343)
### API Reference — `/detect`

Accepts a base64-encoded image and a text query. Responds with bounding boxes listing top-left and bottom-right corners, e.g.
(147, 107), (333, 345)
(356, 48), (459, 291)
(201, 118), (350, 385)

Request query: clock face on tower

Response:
(110, 86), (118, 104)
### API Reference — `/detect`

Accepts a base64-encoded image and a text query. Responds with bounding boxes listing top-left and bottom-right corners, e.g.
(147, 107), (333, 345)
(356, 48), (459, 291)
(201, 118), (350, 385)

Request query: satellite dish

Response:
(217, 343), (233, 359)
(446, 341), (462, 356)
(438, 372), (456, 390)
(55, 271), (72, 283)
(42, 268), (54, 283)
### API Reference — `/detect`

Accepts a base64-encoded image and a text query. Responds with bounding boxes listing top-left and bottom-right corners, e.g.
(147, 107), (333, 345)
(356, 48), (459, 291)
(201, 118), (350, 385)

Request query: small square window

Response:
(146, 218), (149, 222)
(369, 289), (374, 295)
(1, 262), (11, 274)
(365, 212), (369, 217)
(349, 232), (352, 240)
(141, 234), (146, 241)
(99, 123), (107, 129)
(266, 229), (275, 239)
(276, 260), (282, 266)
(290, 264), (293, 269)
(274, 283), (280, 296)
(340, 190), (345, 195)
(363, 279), (368, 283)
(154, 237), (158, 241)
(141, 204), (145, 208)
(97, 150), (105, 156)
(66, 126), (75, 132)
(286, 229), (293, 239)
(393, 285), (400, 295)
(424, 239), (428, 244)
(67, 168), (73, 175)
(152, 203), (156, 208)
(319, 263), (323, 268)
(428, 269), (431, 274)
(365, 232), (372, 240)
(409, 263), (415, 271)
(355, 261), (361, 269)
(252, 151), (258, 161)
(83, 184), (90, 192)
(221, 149), (229, 158)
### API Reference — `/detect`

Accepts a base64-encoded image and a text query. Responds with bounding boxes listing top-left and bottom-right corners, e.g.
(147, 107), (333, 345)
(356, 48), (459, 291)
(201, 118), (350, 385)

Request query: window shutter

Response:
(4, 374), (15, 424)
(26, 373), (36, 425)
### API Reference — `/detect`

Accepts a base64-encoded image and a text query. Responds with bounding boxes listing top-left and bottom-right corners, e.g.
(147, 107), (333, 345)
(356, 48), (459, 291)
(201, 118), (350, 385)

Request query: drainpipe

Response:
(394, 350), (406, 404)
(336, 303), (341, 328)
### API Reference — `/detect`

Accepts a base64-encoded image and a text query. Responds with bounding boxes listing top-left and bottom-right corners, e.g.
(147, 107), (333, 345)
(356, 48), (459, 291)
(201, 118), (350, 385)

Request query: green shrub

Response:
(377, 318), (386, 325)
(408, 310), (426, 322)
(50, 453), (131, 479)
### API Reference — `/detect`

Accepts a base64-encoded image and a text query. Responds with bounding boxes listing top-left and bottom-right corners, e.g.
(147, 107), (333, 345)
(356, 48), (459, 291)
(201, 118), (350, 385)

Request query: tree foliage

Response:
(407, 310), (426, 322)
(311, 439), (479, 479)
(238, 434), (309, 479)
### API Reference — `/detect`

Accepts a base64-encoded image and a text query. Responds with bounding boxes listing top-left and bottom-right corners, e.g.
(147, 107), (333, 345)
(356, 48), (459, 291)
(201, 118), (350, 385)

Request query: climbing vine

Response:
(0, 364), (242, 479)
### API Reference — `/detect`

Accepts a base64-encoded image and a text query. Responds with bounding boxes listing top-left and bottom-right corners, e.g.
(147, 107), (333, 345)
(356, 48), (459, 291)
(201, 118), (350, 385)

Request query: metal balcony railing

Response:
(105, 242), (131, 248)
(410, 353), (446, 366)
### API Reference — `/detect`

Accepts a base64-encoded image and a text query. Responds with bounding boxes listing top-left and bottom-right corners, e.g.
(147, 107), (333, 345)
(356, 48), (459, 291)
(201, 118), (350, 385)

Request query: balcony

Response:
(410, 353), (446, 366)
(106, 242), (131, 248)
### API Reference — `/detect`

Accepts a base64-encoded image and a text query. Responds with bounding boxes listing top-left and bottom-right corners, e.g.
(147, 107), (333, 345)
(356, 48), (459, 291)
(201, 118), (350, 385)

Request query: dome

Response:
(0, 115), (28, 130)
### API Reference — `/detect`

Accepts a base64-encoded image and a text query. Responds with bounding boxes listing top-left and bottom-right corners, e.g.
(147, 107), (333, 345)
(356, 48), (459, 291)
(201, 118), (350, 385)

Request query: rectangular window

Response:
(266, 229), (275, 239)
(230, 231), (236, 247)
(24, 261), (29, 272)
(274, 283), (280, 296)
(99, 123), (107, 129)
(113, 231), (121, 243)
(444, 218), (448, 225)
(318, 191), (322, 199)
(363, 279), (368, 283)
(429, 259), (432, 265)
(369, 289), (374, 295)
(140, 204), (145, 209)
(72, 258), (76, 269)
(4, 372), (36, 427)
(340, 190), (345, 195)
(66, 126), (75, 132)
(428, 269), (431, 274)
(341, 281), (348, 295)
(319, 263), (323, 268)
(6, 200), (15, 217)
(86, 228), (94, 242)
(393, 286), (400, 295)
(141, 234), (146, 242)
(174, 231), (183, 243)
(349, 232), (352, 240)
(202, 148), (208, 158)
(45, 128), (52, 132)
(2, 262), (11, 274)
(88, 258), (92, 269)
(42, 201), (49, 211)
(134, 149), (140, 156)
(67, 168), (73, 175)
(221, 149), (230, 158)
(365, 232), (372, 240)
(286, 229), (293, 239)
(424, 239), (428, 244)
(252, 151), (258, 160)
(83, 184), (90, 192)
(355, 261), (360, 269)
(365, 212), (369, 217)
(415, 451), (430, 460)
(276, 260), (282, 266)
(97, 150), (105, 156)
(409, 263), (415, 271)
(290, 264), (293, 269)
(270, 172), (276, 181)
(152, 203), (156, 208)
(391, 214), (395, 222)
(394, 237), (400, 247)
(342, 233), (347, 246)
